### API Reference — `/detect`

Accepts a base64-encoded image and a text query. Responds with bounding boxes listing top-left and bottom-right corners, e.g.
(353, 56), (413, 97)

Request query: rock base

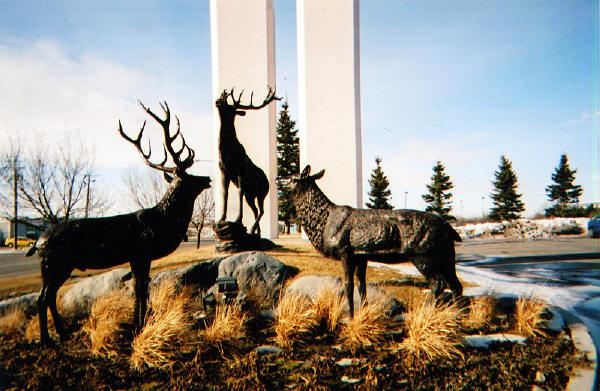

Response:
(213, 221), (275, 253)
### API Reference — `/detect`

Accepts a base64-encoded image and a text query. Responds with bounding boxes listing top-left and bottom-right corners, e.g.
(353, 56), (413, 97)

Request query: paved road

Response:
(0, 239), (215, 280)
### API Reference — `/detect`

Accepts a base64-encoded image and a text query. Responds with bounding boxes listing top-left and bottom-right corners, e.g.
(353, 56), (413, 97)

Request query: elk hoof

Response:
(40, 337), (56, 348)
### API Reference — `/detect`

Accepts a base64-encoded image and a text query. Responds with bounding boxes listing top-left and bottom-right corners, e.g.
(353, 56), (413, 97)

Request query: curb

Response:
(557, 308), (598, 391)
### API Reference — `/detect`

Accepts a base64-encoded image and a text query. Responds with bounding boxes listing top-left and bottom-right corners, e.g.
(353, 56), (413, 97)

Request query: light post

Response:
(481, 196), (485, 218)
(404, 191), (408, 209)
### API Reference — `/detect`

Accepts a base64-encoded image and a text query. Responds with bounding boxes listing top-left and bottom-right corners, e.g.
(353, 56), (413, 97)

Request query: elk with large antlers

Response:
(215, 87), (280, 236)
(27, 101), (211, 347)
(289, 166), (463, 317)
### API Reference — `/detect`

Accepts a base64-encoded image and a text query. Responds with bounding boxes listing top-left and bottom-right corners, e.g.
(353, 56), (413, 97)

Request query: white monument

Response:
(209, 0), (362, 239)
(297, 0), (363, 208)
(210, 0), (278, 239)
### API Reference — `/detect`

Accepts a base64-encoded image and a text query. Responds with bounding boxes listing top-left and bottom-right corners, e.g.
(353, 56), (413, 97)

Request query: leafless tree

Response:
(1, 133), (109, 227)
(191, 189), (215, 248)
(122, 166), (168, 209)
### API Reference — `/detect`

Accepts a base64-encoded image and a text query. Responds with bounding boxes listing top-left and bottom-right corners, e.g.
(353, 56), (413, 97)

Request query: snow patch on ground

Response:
(456, 218), (589, 240)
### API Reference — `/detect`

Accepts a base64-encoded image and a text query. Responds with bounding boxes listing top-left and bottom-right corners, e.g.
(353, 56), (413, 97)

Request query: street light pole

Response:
(481, 196), (485, 218)
(404, 191), (408, 209)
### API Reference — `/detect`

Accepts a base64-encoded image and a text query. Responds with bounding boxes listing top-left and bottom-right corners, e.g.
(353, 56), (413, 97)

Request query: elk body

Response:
(27, 102), (211, 347)
(290, 166), (463, 317)
(215, 88), (280, 236)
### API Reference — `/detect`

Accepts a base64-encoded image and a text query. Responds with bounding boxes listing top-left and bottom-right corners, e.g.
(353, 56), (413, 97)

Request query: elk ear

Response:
(164, 172), (174, 183)
(236, 110), (246, 116)
(312, 169), (325, 180)
(301, 165), (311, 178)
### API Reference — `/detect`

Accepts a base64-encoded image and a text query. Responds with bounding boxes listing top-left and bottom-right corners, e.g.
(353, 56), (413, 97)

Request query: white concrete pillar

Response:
(297, 0), (363, 208)
(210, 0), (278, 238)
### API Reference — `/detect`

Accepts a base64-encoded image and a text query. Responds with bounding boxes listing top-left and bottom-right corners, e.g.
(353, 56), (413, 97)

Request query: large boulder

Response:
(207, 251), (299, 306)
(148, 257), (224, 291)
(286, 275), (404, 316)
(60, 268), (132, 316)
(0, 293), (38, 317)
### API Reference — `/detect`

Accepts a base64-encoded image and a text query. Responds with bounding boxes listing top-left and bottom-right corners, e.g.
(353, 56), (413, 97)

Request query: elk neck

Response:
(294, 182), (332, 252)
(155, 176), (198, 219)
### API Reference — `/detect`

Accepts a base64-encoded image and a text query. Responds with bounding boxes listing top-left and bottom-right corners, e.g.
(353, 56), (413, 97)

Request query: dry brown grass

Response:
(202, 303), (246, 344)
(0, 307), (27, 334)
(311, 286), (346, 333)
(340, 294), (389, 350)
(515, 295), (547, 337)
(82, 288), (133, 357)
(130, 278), (195, 370)
(275, 290), (317, 347)
(463, 294), (496, 330)
(399, 298), (464, 363)
(24, 313), (54, 343)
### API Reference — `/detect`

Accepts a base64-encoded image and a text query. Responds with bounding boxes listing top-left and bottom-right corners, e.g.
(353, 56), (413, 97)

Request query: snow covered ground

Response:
(456, 217), (589, 240)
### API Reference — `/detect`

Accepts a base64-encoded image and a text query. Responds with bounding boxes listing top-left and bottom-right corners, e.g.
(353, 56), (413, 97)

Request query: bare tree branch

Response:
(191, 190), (215, 248)
(122, 166), (168, 210)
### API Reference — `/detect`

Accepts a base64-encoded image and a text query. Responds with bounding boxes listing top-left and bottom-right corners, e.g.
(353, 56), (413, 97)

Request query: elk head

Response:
(119, 101), (211, 195)
(288, 165), (325, 197)
(215, 87), (281, 125)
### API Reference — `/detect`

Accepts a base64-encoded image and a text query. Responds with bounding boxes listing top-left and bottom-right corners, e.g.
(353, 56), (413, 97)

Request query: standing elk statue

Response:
(27, 101), (211, 347)
(289, 165), (463, 317)
(215, 87), (280, 236)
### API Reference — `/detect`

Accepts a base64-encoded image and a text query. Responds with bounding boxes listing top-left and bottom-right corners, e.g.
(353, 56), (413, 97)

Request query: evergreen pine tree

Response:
(366, 157), (393, 209)
(422, 160), (455, 221)
(489, 156), (525, 221)
(276, 101), (300, 233)
(545, 154), (583, 216)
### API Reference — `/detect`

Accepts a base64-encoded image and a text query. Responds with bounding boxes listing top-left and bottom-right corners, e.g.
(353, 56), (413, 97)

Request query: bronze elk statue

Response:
(27, 101), (211, 347)
(289, 165), (463, 317)
(215, 87), (280, 236)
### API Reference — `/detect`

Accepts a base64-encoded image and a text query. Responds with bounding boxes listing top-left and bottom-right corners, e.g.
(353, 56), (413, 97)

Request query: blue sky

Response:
(0, 1), (598, 217)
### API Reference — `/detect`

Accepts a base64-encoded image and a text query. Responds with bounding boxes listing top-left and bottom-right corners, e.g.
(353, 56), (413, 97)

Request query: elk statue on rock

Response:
(215, 87), (280, 236)
(289, 165), (463, 317)
(27, 101), (211, 347)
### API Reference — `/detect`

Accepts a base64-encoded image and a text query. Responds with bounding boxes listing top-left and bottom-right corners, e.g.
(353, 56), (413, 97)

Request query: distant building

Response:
(0, 217), (47, 243)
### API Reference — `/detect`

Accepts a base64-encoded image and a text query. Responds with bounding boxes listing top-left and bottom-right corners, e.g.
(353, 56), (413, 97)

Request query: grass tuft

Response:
(275, 291), (317, 347)
(203, 303), (246, 344)
(0, 307), (27, 335)
(311, 286), (346, 333)
(340, 294), (388, 350)
(130, 277), (194, 370)
(82, 288), (133, 357)
(515, 296), (547, 337)
(399, 298), (464, 363)
(463, 294), (496, 330)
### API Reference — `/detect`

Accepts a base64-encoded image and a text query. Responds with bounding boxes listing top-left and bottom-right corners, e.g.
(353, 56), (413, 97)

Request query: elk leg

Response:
(247, 197), (259, 235)
(342, 255), (356, 318)
(220, 174), (230, 222)
(443, 246), (463, 299)
(131, 260), (151, 332)
(235, 174), (243, 224)
(47, 282), (68, 341)
(356, 259), (368, 305)
(37, 283), (52, 347)
(255, 196), (265, 237)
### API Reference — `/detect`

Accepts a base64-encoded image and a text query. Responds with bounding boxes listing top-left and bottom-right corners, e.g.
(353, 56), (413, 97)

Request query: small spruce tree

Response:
(545, 154), (583, 216)
(366, 157), (394, 209)
(276, 101), (300, 233)
(422, 160), (455, 221)
(489, 156), (525, 221)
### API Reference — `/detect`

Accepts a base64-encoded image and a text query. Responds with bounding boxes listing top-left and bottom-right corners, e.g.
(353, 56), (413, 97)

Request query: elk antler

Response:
(118, 101), (195, 173)
(229, 87), (281, 110)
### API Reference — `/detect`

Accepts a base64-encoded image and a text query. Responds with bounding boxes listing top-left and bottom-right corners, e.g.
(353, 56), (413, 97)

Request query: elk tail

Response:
(25, 244), (37, 257)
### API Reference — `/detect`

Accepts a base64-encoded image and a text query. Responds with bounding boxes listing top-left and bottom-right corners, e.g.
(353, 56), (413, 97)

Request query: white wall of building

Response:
(210, 0), (278, 238)
(297, 0), (363, 208)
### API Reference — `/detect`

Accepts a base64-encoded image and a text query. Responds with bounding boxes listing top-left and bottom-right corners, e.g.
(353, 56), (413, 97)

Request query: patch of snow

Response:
(462, 334), (527, 349)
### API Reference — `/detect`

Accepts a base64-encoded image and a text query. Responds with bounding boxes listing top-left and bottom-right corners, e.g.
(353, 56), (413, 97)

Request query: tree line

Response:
(366, 153), (595, 223)
(274, 102), (596, 229)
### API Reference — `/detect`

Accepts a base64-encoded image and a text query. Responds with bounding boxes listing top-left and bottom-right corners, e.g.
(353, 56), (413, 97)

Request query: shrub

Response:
(203, 303), (246, 344)
(340, 294), (388, 350)
(0, 307), (27, 335)
(130, 278), (194, 370)
(463, 294), (496, 330)
(82, 288), (133, 357)
(311, 286), (345, 333)
(275, 291), (316, 347)
(399, 298), (464, 363)
(515, 296), (547, 337)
